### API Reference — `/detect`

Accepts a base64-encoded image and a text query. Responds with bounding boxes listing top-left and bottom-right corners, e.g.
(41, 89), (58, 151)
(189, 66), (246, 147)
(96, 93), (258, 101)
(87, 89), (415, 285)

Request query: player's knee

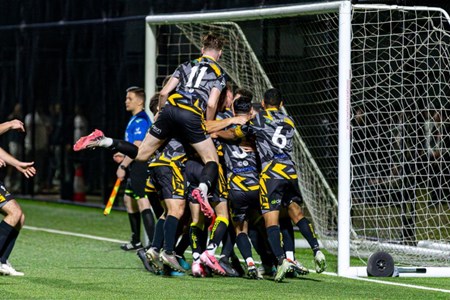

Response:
(10, 208), (23, 227)
(18, 213), (25, 229)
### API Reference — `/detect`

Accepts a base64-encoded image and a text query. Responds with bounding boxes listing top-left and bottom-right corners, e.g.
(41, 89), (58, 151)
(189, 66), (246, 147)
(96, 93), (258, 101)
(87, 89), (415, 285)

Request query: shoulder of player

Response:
(263, 109), (296, 128)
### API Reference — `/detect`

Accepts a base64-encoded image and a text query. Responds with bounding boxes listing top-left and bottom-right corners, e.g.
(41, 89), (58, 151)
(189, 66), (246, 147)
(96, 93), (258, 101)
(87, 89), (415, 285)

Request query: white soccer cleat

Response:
(0, 261), (24, 276)
(314, 250), (327, 273)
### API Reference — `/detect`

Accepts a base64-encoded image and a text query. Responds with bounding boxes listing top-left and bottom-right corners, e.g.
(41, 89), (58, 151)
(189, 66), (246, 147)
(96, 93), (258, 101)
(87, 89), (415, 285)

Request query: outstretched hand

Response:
(232, 115), (249, 126)
(8, 119), (25, 132)
(0, 158), (6, 168)
(15, 162), (36, 178)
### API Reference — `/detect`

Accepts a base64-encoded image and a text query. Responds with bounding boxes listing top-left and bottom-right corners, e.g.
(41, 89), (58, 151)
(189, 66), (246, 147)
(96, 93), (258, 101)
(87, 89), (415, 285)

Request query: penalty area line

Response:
(24, 225), (128, 244)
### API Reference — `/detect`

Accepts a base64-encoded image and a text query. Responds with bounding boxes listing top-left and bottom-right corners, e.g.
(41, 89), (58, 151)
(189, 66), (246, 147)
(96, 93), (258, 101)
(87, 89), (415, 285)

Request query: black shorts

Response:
(229, 189), (260, 223)
(124, 161), (148, 199)
(0, 181), (14, 209)
(148, 165), (185, 200)
(149, 104), (208, 145)
(259, 178), (303, 214)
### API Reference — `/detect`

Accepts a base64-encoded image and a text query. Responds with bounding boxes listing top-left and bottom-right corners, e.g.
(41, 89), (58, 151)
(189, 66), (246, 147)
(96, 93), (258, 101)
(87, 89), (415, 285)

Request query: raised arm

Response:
(0, 119), (25, 136)
(0, 147), (36, 178)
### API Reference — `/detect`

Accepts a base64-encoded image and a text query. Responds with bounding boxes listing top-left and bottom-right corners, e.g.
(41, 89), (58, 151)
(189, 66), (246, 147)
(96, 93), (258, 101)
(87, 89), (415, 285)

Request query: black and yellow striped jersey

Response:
(148, 138), (187, 168)
(236, 107), (296, 173)
(170, 55), (227, 113)
(217, 110), (259, 191)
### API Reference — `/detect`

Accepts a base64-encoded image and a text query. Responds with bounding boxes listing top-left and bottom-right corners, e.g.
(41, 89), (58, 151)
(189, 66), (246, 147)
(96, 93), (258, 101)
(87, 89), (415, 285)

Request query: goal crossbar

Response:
(145, 1), (450, 277)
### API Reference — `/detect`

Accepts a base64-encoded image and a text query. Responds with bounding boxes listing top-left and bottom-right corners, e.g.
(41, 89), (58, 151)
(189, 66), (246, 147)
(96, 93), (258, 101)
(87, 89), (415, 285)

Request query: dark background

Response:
(0, 0), (449, 203)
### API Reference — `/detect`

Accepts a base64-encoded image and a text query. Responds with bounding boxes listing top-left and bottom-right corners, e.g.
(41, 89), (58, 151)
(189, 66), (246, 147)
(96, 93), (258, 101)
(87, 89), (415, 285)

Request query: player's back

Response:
(173, 56), (226, 112)
(217, 110), (259, 190)
(245, 107), (296, 168)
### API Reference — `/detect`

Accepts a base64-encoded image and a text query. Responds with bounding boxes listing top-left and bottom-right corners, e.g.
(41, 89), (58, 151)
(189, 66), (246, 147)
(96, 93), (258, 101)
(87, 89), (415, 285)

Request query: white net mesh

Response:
(150, 4), (450, 268)
(350, 6), (450, 266)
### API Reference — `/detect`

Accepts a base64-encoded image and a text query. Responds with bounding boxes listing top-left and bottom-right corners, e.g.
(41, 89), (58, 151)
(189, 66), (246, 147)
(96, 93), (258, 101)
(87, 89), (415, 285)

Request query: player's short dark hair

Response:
(233, 96), (252, 114)
(252, 103), (262, 113)
(235, 88), (253, 101)
(126, 86), (145, 101)
(202, 32), (225, 51)
(149, 93), (160, 115)
(264, 88), (283, 107)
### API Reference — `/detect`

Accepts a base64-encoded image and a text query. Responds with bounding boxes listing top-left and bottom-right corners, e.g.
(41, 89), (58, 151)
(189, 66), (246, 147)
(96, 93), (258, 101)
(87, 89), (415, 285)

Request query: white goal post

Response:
(145, 1), (450, 277)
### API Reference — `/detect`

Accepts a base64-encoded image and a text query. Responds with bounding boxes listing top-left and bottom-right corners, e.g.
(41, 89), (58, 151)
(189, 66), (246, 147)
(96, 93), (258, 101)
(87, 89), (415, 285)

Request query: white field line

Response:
(24, 225), (128, 244)
(23, 225), (450, 294)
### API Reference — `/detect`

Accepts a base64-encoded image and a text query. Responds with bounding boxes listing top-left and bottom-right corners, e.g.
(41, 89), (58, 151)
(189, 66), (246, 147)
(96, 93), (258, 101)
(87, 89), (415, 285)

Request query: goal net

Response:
(146, 2), (450, 275)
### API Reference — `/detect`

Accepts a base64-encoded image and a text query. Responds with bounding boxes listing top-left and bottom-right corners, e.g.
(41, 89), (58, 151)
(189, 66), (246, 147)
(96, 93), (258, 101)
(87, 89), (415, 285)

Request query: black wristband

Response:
(119, 165), (127, 170)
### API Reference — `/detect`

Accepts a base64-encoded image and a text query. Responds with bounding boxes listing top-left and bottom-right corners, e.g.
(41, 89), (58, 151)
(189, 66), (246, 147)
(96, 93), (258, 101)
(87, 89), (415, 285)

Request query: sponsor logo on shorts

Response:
(270, 199), (281, 205)
(151, 126), (162, 134)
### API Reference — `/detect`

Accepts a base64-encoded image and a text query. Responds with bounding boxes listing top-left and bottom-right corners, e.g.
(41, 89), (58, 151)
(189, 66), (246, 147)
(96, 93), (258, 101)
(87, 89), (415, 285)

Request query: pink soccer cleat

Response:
(191, 188), (214, 218)
(73, 129), (105, 151)
(200, 251), (226, 276)
(191, 260), (206, 278)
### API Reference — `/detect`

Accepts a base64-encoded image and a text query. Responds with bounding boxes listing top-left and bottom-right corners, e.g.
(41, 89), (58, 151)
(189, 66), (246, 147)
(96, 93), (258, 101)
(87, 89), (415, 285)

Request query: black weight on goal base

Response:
(367, 251), (395, 277)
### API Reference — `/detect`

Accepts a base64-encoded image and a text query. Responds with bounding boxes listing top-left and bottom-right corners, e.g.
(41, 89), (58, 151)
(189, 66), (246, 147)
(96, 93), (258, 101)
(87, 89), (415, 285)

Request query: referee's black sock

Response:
(296, 218), (320, 256)
(141, 209), (155, 246)
(163, 215), (179, 254)
(266, 225), (286, 265)
(128, 212), (141, 245)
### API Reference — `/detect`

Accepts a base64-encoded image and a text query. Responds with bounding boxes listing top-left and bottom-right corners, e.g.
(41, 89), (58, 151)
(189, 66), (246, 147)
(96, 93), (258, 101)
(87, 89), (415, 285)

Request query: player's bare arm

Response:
(0, 119), (25, 135)
(158, 77), (180, 111)
(116, 140), (142, 180)
(205, 115), (248, 133)
(0, 147), (35, 178)
(205, 87), (221, 121)
(211, 127), (240, 140)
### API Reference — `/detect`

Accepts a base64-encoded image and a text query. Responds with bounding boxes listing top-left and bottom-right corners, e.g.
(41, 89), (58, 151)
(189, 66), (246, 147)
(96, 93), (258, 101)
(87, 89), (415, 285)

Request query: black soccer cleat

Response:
(120, 241), (142, 251)
(218, 257), (239, 277)
(137, 248), (156, 273)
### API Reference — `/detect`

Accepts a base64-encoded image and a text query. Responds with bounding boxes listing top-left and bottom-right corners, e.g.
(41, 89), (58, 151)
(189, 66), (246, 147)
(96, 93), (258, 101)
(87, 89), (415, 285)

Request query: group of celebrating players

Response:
(73, 32), (326, 282)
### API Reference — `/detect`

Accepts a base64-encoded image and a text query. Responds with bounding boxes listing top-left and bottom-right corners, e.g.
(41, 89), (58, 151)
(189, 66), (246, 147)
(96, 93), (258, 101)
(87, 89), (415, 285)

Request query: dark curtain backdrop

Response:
(0, 0), (448, 202)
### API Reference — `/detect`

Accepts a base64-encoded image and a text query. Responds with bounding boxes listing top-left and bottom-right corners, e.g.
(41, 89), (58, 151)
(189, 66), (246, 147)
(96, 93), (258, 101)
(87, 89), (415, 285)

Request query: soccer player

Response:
(74, 33), (227, 224)
(0, 119), (36, 276)
(115, 86), (155, 251)
(215, 88), (326, 282)
(216, 96), (263, 279)
(144, 137), (189, 273)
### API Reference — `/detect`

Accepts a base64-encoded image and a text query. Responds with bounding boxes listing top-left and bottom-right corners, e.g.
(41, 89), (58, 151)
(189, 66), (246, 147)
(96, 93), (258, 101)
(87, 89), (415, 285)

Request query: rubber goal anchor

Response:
(367, 251), (395, 277)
